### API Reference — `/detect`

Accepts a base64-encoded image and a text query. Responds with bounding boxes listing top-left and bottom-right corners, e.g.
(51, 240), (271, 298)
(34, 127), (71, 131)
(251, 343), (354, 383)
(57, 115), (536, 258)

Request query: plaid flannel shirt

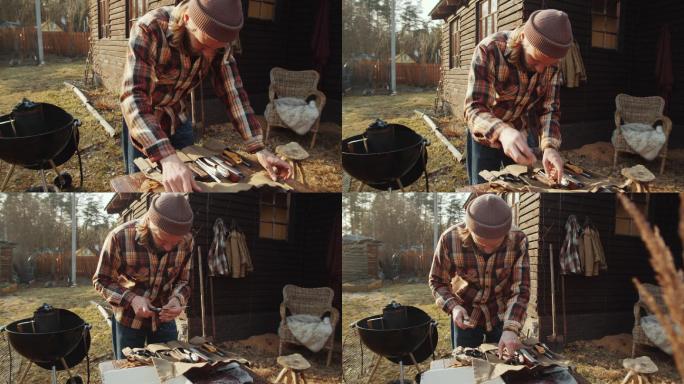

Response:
(429, 223), (531, 333)
(93, 219), (193, 331)
(120, 5), (264, 163)
(464, 30), (562, 151)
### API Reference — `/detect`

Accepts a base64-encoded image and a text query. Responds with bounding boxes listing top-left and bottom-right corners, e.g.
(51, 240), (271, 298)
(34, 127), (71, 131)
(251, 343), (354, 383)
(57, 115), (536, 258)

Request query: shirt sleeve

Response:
(210, 50), (265, 154)
(463, 43), (509, 148)
(503, 234), (531, 333)
(92, 232), (136, 308)
(538, 68), (562, 150)
(429, 230), (465, 315)
(171, 237), (193, 307)
(120, 21), (176, 163)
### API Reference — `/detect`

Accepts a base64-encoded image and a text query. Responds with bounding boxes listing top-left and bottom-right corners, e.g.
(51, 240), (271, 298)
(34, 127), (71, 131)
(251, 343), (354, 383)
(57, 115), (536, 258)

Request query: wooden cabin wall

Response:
(440, 0), (524, 119)
(514, 193), (542, 336)
(534, 193), (681, 343)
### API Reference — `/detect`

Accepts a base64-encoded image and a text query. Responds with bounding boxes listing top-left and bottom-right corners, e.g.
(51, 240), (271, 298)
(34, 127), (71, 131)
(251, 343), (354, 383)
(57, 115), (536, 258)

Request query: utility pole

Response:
(71, 194), (77, 286)
(433, 193), (439, 250)
(390, 0), (397, 95)
(34, 0), (45, 65)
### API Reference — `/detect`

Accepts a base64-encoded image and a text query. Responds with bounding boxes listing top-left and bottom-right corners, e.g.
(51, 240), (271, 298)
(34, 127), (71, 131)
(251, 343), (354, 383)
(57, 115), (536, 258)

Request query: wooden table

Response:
(110, 160), (312, 193)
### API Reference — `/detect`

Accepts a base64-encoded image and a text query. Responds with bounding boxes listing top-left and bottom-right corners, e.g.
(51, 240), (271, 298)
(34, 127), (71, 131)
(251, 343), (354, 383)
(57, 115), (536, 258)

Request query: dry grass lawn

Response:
(0, 55), (341, 192)
(342, 280), (680, 384)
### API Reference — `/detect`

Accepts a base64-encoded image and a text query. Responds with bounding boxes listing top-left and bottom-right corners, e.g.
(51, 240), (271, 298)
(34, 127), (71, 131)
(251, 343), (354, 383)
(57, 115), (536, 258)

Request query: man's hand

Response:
(131, 296), (155, 319)
(499, 127), (537, 166)
(542, 148), (564, 183)
(452, 305), (474, 330)
(159, 297), (183, 323)
(256, 149), (293, 181)
(497, 330), (521, 359)
(159, 153), (202, 192)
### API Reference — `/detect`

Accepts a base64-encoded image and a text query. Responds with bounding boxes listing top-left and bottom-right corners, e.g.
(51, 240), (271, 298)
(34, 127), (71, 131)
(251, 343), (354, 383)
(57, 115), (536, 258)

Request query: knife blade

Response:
(195, 159), (222, 183)
(209, 156), (244, 178)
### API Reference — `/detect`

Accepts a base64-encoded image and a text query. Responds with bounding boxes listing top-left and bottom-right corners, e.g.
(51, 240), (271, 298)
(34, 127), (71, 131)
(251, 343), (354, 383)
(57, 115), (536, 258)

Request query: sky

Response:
(420, 0), (439, 19)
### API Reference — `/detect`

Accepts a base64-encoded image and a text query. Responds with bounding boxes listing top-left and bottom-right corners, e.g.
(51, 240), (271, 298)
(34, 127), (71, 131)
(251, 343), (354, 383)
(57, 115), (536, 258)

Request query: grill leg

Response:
(364, 354), (381, 384)
(40, 168), (49, 192)
(49, 160), (64, 191)
(0, 163), (15, 191)
(17, 361), (33, 384)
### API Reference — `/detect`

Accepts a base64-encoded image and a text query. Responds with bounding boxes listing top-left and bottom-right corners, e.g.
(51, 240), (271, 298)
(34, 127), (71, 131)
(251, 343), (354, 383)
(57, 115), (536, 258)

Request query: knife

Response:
(195, 159), (222, 183)
(209, 156), (244, 178)
(223, 149), (252, 168)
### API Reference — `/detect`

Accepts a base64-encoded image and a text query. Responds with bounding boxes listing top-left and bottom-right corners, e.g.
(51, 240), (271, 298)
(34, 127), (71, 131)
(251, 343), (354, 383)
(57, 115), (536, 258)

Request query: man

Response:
(93, 193), (194, 359)
(121, 0), (292, 192)
(429, 194), (530, 358)
(464, 9), (572, 184)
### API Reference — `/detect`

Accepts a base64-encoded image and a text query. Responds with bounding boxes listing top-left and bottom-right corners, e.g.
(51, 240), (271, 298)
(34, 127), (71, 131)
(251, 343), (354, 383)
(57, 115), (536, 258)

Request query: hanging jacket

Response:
(228, 223), (253, 278)
(580, 223), (607, 276)
(559, 215), (582, 275)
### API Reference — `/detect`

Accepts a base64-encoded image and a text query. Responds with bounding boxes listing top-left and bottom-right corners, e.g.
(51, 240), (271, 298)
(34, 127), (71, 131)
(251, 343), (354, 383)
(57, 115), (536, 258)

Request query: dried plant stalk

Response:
(618, 193), (684, 380)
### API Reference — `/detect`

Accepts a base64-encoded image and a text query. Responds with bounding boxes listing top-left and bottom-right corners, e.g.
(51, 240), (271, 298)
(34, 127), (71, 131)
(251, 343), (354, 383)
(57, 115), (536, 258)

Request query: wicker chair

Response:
(265, 67), (326, 149)
(613, 94), (672, 174)
(277, 284), (339, 366)
(632, 283), (666, 357)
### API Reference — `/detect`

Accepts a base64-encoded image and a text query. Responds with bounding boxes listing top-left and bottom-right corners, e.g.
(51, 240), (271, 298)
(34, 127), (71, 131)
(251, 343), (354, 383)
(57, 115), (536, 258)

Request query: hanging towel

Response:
(612, 122), (667, 161)
(285, 314), (333, 352)
(580, 222), (607, 276)
(559, 41), (587, 88)
(559, 215), (582, 275)
(265, 97), (320, 135)
(208, 218), (230, 276)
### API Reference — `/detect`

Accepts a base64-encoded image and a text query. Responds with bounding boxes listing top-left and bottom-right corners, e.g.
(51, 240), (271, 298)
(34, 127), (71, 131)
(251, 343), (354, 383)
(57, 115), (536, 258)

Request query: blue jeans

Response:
(466, 130), (539, 185)
(121, 118), (195, 174)
(451, 320), (504, 348)
(113, 320), (178, 360)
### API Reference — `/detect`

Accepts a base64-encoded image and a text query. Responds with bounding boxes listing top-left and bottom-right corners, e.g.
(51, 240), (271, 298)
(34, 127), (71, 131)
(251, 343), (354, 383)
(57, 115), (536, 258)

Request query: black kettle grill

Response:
(3, 304), (91, 384)
(0, 99), (83, 191)
(352, 301), (438, 383)
(342, 120), (430, 191)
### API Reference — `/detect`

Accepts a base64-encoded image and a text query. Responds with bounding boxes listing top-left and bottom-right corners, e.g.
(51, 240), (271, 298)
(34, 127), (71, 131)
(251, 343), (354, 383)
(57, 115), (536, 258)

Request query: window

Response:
(449, 17), (460, 69)
(259, 192), (289, 240)
(592, 0), (620, 49)
(127, 0), (147, 38)
(478, 0), (497, 42)
(248, 0), (276, 21)
(98, 0), (110, 39)
(615, 196), (648, 236)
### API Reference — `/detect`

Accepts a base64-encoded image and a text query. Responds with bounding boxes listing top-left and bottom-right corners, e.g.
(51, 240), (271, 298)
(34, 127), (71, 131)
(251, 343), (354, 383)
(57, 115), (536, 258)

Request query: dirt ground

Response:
(341, 280), (680, 384)
(343, 90), (684, 192)
(0, 284), (342, 383)
(0, 55), (341, 192)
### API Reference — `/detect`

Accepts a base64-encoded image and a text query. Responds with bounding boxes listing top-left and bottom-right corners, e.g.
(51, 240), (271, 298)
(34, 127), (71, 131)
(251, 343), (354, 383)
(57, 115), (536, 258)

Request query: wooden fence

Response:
(0, 27), (88, 57)
(348, 60), (440, 88)
(33, 253), (98, 280)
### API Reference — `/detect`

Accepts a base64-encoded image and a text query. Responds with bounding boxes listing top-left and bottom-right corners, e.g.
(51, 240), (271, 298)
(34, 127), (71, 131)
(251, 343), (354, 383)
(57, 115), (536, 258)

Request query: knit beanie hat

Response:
(187, 0), (243, 43)
(148, 193), (194, 236)
(465, 194), (512, 240)
(523, 9), (573, 59)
